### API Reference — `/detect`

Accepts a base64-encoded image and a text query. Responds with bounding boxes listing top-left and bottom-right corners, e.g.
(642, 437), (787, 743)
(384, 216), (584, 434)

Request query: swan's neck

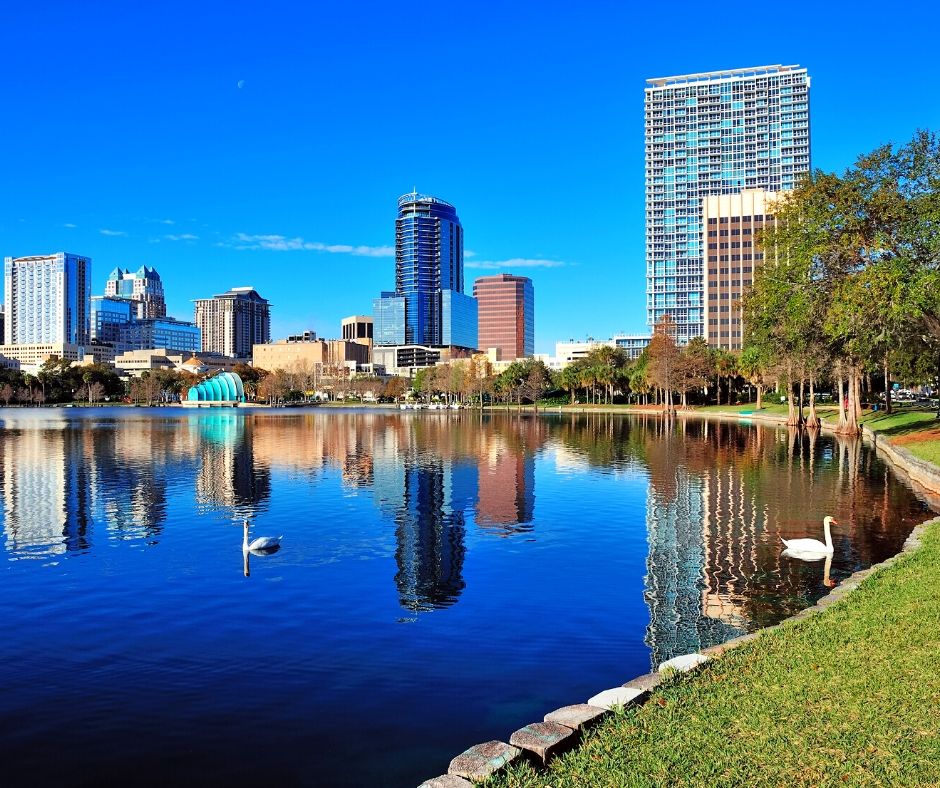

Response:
(243, 525), (249, 550)
(824, 520), (833, 551)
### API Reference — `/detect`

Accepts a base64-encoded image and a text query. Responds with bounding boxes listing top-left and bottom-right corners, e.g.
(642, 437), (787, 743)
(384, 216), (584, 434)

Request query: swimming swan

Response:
(781, 515), (837, 556)
(243, 520), (283, 552)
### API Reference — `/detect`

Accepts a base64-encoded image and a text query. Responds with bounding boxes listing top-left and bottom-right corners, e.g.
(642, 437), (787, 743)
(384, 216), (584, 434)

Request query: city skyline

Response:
(1, 3), (938, 354)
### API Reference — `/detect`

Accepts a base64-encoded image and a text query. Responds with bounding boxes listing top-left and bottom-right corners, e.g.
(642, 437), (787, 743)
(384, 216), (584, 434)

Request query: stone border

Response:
(417, 419), (940, 787)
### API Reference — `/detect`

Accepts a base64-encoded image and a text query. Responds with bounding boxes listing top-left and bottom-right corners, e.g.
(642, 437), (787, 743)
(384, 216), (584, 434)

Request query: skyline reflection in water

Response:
(0, 408), (930, 787)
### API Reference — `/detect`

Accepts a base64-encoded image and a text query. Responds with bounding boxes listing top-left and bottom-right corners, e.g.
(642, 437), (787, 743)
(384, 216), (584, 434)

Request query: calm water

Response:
(0, 408), (930, 787)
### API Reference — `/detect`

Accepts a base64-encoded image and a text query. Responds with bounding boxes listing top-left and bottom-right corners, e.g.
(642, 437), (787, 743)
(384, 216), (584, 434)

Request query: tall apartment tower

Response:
(3, 252), (91, 345)
(645, 64), (810, 342)
(472, 274), (534, 360)
(105, 266), (167, 319)
(193, 286), (270, 357)
(385, 192), (477, 348)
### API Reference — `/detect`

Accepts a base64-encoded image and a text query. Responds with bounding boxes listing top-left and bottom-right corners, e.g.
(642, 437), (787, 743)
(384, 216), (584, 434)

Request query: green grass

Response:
(488, 519), (940, 788)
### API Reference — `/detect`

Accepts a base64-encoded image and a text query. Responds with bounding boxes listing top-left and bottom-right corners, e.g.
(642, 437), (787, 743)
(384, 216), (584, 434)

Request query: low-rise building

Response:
(371, 344), (475, 377)
(252, 337), (370, 373)
(113, 349), (241, 377)
(0, 343), (83, 366)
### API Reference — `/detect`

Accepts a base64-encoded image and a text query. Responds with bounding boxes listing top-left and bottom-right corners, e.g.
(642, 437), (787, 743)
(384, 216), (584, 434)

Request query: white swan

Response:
(243, 520), (282, 552)
(781, 516), (837, 556)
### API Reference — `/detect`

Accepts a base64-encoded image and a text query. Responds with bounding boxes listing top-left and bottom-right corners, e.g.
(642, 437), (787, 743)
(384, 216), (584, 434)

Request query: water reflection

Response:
(0, 410), (928, 637)
(641, 418), (927, 665)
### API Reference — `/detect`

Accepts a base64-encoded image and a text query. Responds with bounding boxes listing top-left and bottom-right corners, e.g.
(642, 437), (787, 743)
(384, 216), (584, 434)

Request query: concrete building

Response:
(3, 253), (91, 346)
(538, 334), (652, 369)
(341, 315), (373, 345)
(703, 189), (776, 351)
(104, 266), (166, 319)
(371, 344), (474, 377)
(194, 286), (270, 357)
(113, 348), (240, 377)
(645, 65), (810, 342)
(0, 304), (4, 341)
(0, 343), (83, 367)
(612, 333), (652, 360)
(473, 274), (534, 360)
(252, 337), (369, 373)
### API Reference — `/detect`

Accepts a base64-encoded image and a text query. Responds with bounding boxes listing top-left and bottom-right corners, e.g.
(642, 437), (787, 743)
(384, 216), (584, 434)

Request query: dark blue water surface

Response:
(0, 408), (930, 787)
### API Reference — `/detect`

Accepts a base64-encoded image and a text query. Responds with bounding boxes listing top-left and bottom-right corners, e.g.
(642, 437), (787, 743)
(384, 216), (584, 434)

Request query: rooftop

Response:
(397, 191), (455, 209)
(646, 64), (802, 88)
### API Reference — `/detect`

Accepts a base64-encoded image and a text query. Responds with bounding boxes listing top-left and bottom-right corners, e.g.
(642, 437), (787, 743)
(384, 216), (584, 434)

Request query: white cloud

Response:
(63, 222), (77, 229)
(466, 257), (567, 270)
(165, 233), (199, 241)
(464, 249), (477, 258)
(160, 219), (175, 225)
(99, 228), (127, 237)
(233, 233), (394, 257)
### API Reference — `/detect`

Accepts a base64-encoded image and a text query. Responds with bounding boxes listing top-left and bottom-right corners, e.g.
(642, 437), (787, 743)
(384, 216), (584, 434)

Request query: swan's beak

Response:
(830, 519), (839, 525)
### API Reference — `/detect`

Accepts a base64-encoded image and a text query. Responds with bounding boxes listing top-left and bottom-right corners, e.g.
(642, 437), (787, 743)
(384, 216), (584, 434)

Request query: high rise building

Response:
(90, 296), (134, 346)
(193, 286), (270, 358)
(702, 189), (777, 351)
(91, 295), (200, 354)
(341, 315), (373, 343)
(122, 317), (201, 354)
(105, 266), (166, 319)
(396, 191), (463, 345)
(473, 274), (534, 360)
(373, 293), (406, 346)
(3, 252), (91, 345)
(645, 64), (810, 342)
(373, 192), (477, 350)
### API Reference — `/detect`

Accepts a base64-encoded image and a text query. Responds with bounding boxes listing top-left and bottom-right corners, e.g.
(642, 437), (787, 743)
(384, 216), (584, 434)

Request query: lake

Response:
(0, 408), (930, 787)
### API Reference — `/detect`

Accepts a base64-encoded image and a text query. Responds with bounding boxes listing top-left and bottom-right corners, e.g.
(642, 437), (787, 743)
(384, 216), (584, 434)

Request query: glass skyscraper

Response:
(373, 192), (477, 350)
(373, 292), (406, 345)
(645, 64), (811, 342)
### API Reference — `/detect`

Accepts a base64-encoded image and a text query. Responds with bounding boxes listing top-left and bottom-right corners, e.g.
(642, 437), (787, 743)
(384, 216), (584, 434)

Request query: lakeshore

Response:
(0, 407), (926, 787)
(477, 408), (940, 788)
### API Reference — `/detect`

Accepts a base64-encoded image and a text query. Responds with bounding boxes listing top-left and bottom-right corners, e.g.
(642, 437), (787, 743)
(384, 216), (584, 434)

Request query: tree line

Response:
(740, 129), (940, 433)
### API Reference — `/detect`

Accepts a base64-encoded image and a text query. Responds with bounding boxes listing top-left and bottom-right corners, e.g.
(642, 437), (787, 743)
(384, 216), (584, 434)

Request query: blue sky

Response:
(2, 1), (938, 354)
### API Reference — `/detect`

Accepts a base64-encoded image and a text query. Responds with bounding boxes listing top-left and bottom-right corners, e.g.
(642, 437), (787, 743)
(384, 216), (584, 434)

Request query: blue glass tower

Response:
(395, 192), (469, 346)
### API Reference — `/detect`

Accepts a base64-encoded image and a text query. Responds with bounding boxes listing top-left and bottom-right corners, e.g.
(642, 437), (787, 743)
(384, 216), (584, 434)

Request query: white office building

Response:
(645, 64), (811, 342)
(3, 253), (91, 345)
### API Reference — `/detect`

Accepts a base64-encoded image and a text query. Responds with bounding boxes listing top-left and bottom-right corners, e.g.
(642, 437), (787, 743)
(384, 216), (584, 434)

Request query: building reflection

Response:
(476, 427), (535, 534)
(642, 419), (928, 666)
(0, 421), (89, 558)
(393, 458), (468, 612)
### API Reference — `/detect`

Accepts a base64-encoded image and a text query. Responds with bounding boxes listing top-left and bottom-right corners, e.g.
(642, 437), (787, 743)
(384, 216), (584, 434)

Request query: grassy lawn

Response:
(489, 519), (940, 788)
(859, 408), (940, 466)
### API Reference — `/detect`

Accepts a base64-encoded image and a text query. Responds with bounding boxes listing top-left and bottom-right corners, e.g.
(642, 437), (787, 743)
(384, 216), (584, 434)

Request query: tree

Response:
(675, 337), (711, 408)
(738, 346), (767, 409)
(646, 316), (680, 412)
(519, 360), (550, 412)
(87, 381), (105, 404)
(384, 376), (407, 403)
(0, 383), (13, 406)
